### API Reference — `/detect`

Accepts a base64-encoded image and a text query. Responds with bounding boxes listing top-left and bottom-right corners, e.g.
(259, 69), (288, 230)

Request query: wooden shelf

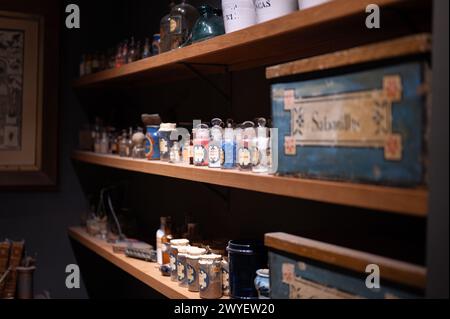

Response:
(72, 151), (428, 217)
(68, 226), (214, 299)
(73, 0), (430, 88)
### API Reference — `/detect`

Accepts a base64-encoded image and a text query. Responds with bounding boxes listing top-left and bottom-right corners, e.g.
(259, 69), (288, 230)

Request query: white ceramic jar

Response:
(298, 0), (330, 10)
(255, 0), (298, 23)
(222, 0), (257, 33)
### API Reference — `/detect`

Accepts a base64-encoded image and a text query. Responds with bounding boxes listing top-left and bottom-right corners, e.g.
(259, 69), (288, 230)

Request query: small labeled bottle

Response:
(237, 121), (256, 170)
(193, 124), (209, 166)
(252, 118), (270, 173)
(157, 217), (172, 265)
(160, 1), (176, 53)
(158, 123), (177, 162)
(222, 119), (236, 169)
(170, 141), (182, 163)
(152, 34), (161, 55)
(208, 118), (223, 168)
(182, 133), (192, 165)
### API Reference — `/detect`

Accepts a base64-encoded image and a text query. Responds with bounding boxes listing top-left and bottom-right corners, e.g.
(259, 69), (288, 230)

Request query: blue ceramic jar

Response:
(226, 240), (267, 299)
(254, 269), (270, 299)
(145, 125), (160, 160)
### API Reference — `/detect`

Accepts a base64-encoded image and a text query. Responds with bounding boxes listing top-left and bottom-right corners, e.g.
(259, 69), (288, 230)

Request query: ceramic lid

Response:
(170, 239), (190, 246)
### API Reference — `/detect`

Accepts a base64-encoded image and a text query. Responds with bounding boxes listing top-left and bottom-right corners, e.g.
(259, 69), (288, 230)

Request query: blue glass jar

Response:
(145, 125), (160, 160)
(227, 240), (267, 299)
(222, 124), (236, 169)
(191, 5), (225, 43)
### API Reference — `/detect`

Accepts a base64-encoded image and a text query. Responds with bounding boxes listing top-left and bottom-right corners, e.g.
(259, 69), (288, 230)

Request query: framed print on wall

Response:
(0, 11), (58, 189)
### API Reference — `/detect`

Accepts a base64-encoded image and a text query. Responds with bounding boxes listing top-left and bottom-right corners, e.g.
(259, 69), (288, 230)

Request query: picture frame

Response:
(0, 11), (58, 190)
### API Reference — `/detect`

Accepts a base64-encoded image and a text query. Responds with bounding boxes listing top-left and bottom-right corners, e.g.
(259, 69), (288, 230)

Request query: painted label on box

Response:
(271, 62), (428, 185)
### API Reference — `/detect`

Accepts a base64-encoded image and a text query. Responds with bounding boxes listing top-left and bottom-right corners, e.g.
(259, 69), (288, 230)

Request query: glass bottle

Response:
(142, 38), (151, 59)
(160, 1), (176, 53)
(222, 119), (236, 169)
(208, 118), (223, 168)
(126, 127), (134, 157)
(152, 34), (161, 56)
(182, 133), (192, 165)
(115, 43), (123, 68)
(161, 217), (173, 265)
(193, 124), (209, 166)
(252, 118), (270, 173)
(191, 5), (225, 43)
(122, 39), (129, 64)
(127, 37), (137, 63)
(99, 131), (109, 154)
(169, 0), (200, 49)
(118, 130), (128, 157)
(157, 216), (172, 265)
(170, 141), (182, 163)
(237, 121), (256, 170)
(132, 127), (146, 159)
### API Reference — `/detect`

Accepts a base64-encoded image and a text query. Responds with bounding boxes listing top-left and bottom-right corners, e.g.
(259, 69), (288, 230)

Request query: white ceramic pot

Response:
(222, 0), (257, 34)
(298, 0), (330, 10)
(255, 0), (298, 23)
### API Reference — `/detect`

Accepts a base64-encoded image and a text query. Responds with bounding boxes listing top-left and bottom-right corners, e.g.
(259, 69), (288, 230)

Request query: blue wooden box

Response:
(265, 233), (426, 299)
(271, 61), (429, 186)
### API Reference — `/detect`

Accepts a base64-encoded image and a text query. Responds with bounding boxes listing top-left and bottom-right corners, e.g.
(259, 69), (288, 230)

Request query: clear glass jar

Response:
(237, 121), (256, 170)
(208, 118), (223, 168)
(132, 128), (146, 159)
(170, 141), (182, 164)
(199, 254), (223, 299)
(169, 239), (190, 281)
(168, 0), (199, 49)
(252, 118), (270, 173)
(186, 247), (207, 292)
(158, 123), (177, 162)
(193, 124), (209, 166)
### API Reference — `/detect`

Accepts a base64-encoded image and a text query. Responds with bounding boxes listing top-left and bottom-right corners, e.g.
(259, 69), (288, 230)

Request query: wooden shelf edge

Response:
(68, 226), (202, 299)
(72, 151), (428, 217)
(266, 33), (432, 79)
(72, 0), (413, 88)
(265, 232), (427, 290)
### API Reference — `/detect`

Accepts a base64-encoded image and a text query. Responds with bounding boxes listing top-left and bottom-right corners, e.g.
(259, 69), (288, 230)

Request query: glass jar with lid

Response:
(186, 247), (207, 292)
(199, 254), (223, 299)
(237, 121), (256, 170)
(158, 123), (177, 162)
(169, 239), (190, 282)
(193, 124), (209, 166)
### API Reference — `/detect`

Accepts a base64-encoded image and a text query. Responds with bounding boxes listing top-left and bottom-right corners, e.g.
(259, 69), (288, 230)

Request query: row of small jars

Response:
(145, 118), (273, 173)
(166, 239), (228, 299)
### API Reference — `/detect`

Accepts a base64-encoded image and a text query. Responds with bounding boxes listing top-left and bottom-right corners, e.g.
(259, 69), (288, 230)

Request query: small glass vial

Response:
(193, 124), (209, 166)
(169, 239), (190, 282)
(208, 118), (223, 168)
(159, 123), (177, 162)
(186, 247), (207, 292)
(199, 254), (223, 299)
(237, 121), (256, 170)
(222, 120), (236, 169)
(182, 133), (192, 165)
(118, 130), (129, 157)
(170, 141), (182, 163)
(252, 118), (270, 173)
(99, 131), (109, 154)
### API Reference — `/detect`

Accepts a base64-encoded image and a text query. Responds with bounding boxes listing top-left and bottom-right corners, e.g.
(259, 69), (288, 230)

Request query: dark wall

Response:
(0, 0), (87, 298)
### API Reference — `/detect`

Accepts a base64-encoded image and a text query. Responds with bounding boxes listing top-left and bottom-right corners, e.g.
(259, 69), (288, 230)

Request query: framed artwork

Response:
(0, 11), (58, 189)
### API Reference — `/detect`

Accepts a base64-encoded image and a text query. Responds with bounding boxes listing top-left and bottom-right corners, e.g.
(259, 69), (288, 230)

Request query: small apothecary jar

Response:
(199, 254), (223, 299)
(186, 247), (207, 292)
(169, 239), (189, 282)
